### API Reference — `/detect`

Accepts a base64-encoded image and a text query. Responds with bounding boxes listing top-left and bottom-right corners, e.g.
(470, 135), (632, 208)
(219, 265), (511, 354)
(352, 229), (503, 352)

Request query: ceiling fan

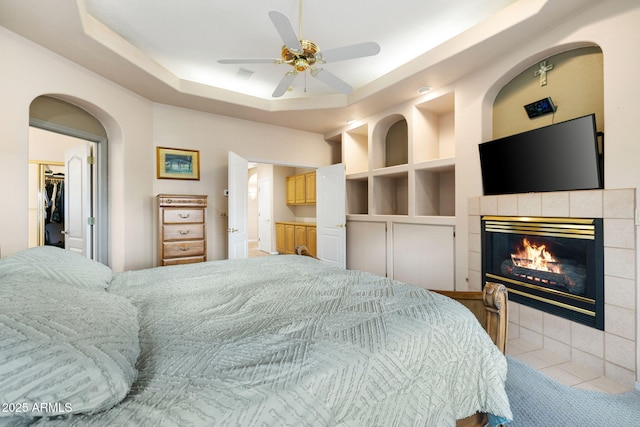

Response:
(217, 2), (380, 98)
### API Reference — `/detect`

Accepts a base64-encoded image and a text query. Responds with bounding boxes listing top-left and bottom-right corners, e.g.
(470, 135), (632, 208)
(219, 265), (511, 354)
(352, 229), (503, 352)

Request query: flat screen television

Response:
(479, 114), (603, 195)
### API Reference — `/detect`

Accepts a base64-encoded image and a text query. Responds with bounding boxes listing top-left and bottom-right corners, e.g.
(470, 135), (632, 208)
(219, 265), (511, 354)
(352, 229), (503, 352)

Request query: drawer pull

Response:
(178, 230), (190, 235)
(178, 213), (191, 219)
(178, 247), (190, 252)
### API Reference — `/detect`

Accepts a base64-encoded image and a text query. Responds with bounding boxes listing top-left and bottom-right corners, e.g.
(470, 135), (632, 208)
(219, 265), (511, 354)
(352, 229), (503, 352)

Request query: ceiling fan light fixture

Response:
(281, 40), (319, 72)
(218, 5), (380, 98)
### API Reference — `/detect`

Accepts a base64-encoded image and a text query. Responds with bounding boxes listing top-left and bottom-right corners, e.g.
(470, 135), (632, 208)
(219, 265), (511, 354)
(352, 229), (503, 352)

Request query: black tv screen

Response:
(479, 114), (602, 195)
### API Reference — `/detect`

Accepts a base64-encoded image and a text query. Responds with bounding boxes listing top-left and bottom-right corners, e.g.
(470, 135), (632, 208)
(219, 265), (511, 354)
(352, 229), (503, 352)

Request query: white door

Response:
(316, 163), (346, 268)
(258, 178), (272, 253)
(227, 151), (248, 259)
(65, 143), (93, 257)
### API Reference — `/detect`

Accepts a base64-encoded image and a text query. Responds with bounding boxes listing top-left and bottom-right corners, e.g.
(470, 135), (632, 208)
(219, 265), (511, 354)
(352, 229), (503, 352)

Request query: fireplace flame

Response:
(511, 238), (562, 273)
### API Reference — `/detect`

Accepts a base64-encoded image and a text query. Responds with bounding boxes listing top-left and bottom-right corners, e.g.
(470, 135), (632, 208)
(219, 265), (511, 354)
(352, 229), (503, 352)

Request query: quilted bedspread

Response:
(24, 255), (511, 426)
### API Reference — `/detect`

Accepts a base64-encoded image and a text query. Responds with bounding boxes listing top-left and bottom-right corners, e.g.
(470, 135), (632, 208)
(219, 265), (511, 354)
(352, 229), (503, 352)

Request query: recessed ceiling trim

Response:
(77, 0), (540, 114)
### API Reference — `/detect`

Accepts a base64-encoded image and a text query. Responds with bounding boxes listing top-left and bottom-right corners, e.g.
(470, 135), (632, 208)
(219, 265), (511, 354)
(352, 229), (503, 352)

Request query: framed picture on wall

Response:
(156, 147), (200, 180)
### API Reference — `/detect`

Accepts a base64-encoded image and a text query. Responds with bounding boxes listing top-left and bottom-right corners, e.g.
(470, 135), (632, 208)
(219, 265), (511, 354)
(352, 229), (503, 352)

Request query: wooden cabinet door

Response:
(276, 223), (285, 253)
(294, 225), (307, 249)
(306, 226), (317, 257)
(305, 172), (316, 203)
(284, 224), (295, 254)
(295, 174), (306, 204)
(286, 176), (296, 205)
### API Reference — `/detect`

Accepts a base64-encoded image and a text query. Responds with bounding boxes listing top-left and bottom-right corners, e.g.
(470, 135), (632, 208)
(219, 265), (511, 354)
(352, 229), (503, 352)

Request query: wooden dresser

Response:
(157, 194), (207, 266)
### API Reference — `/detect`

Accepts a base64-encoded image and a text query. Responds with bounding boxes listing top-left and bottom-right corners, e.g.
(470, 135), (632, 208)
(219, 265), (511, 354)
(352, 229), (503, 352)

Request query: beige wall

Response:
(0, 26), (155, 271)
(150, 104), (329, 262)
(0, 26), (332, 270)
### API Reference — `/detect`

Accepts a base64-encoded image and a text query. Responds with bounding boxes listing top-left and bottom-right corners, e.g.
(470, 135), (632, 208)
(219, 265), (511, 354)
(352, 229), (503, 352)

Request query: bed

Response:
(0, 246), (512, 426)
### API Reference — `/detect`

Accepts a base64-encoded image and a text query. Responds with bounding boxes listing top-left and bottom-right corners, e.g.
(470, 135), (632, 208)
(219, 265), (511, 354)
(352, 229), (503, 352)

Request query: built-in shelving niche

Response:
(414, 92), (455, 163)
(373, 114), (408, 170)
(373, 170), (409, 215)
(346, 175), (368, 215)
(344, 124), (368, 175)
(413, 91), (455, 217)
(415, 160), (455, 216)
(341, 90), (456, 289)
(342, 90), (455, 218)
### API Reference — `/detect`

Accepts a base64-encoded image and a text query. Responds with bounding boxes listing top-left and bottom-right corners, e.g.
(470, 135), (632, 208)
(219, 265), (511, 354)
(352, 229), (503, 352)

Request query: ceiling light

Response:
(345, 118), (356, 125)
(417, 86), (432, 94)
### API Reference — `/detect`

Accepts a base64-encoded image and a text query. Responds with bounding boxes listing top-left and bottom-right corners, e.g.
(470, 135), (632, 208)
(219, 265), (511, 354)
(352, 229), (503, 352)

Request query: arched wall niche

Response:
(491, 44), (604, 139)
(385, 119), (408, 167)
(372, 113), (408, 169)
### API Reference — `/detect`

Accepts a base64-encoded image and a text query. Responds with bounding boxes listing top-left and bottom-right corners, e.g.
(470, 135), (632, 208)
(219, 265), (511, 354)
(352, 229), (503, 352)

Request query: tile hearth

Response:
(508, 337), (632, 394)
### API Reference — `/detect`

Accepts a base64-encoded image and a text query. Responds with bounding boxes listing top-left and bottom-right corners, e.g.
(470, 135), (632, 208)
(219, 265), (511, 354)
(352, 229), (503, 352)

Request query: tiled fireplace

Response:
(468, 189), (637, 387)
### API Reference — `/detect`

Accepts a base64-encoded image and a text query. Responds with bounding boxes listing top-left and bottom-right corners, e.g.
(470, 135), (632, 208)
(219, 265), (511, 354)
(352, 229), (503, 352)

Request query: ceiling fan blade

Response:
(311, 68), (352, 94)
(218, 58), (280, 64)
(272, 71), (297, 98)
(319, 42), (381, 63)
(269, 11), (303, 53)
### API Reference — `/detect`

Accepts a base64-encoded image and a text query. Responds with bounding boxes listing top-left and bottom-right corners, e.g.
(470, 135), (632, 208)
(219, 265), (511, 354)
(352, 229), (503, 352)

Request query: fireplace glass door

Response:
(482, 216), (603, 329)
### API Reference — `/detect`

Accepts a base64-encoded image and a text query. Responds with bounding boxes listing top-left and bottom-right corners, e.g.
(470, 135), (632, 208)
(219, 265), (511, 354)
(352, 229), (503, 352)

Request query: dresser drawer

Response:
(162, 256), (205, 266)
(163, 209), (204, 224)
(158, 196), (207, 207)
(163, 223), (204, 241)
(163, 240), (205, 258)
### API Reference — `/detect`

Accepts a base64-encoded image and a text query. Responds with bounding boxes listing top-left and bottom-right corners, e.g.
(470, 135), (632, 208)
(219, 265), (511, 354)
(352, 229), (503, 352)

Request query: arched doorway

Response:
(28, 95), (109, 264)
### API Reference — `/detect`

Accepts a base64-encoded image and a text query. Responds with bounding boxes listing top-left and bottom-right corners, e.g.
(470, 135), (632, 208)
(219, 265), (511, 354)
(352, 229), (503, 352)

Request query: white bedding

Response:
(1, 251), (511, 426)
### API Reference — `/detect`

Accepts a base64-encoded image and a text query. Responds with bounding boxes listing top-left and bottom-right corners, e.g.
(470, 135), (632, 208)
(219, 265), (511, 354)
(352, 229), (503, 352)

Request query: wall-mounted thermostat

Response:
(524, 97), (557, 118)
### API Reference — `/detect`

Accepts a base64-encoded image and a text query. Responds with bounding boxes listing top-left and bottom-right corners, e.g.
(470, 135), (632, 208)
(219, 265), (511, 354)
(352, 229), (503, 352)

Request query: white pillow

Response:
(0, 246), (113, 291)
(0, 277), (139, 419)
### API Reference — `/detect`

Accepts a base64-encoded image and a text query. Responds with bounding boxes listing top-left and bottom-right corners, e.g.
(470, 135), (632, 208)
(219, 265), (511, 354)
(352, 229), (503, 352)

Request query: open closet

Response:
(28, 161), (66, 248)
(43, 167), (66, 247)
(28, 123), (93, 252)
